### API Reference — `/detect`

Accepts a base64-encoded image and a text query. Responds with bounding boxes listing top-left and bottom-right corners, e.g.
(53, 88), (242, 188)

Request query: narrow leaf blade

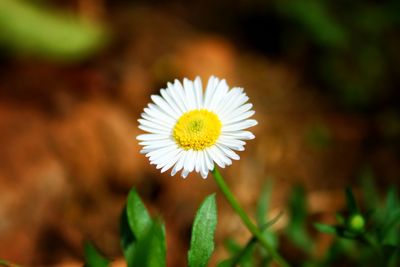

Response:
(119, 205), (136, 259)
(127, 188), (152, 239)
(84, 242), (110, 267)
(188, 194), (218, 267)
(345, 187), (359, 214)
(314, 223), (337, 235)
(130, 220), (167, 267)
(256, 180), (273, 227)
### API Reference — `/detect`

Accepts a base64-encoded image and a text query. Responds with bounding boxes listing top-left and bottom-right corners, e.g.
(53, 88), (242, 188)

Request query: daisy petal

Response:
(137, 134), (169, 141)
(216, 144), (240, 160)
(171, 150), (187, 176)
(222, 119), (258, 132)
(223, 110), (256, 125)
(194, 76), (203, 109)
(184, 78), (197, 110)
(204, 76), (219, 108)
(208, 79), (229, 111)
(137, 76), (256, 179)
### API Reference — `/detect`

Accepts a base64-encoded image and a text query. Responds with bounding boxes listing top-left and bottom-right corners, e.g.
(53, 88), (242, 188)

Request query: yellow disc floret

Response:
(173, 109), (222, 150)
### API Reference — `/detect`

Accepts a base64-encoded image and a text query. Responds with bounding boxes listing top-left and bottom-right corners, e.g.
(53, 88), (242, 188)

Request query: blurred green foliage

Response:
(275, 1), (347, 48)
(0, 0), (106, 61)
(119, 188), (166, 267)
(272, 0), (400, 109)
(315, 184), (400, 267)
(83, 242), (110, 267)
(219, 178), (399, 267)
(218, 182), (281, 267)
(217, 0), (399, 110)
(83, 188), (217, 267)
(2, 180), (398, 266)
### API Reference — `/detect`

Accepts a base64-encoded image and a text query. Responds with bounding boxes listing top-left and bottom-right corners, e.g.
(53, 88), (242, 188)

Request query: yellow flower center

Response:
(173, 109), (222, 150)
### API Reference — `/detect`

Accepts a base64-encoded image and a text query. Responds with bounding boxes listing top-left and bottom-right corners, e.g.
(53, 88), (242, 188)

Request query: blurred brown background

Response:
(0, 0), (399, 266)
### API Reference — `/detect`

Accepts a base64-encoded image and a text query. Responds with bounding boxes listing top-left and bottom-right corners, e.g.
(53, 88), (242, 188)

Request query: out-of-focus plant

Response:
(1, 180), (398, 266)
(315, 185), (400, 267)
(84, 188), (217, 267)
(218, 181), (281, 267)
(84, 242), (110, 267)
(0, 0), (106, 61)
(273, 0), (400, 109)
(214, 177), (399, 267)
(223, 1), (399, 110)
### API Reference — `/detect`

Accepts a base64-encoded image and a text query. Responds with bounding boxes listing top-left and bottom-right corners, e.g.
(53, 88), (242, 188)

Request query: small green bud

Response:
(349, 214), (365, 232)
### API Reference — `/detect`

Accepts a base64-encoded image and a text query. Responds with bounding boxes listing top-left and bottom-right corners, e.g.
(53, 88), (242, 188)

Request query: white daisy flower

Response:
(137, 76), (257, 179)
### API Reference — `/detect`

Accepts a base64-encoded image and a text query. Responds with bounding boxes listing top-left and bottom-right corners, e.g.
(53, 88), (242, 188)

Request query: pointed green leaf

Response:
(216, 259), (231, 267)
(223, 239), (241, 255)
(381, 208), (400, 244)
(285, 186), (314, 252)
(130, 220), (167, 267)
(385, 187), (399, 212)
(256, 180), (273, 227)
(84, 242), (110, 267)
(188, 194), (218, 267)
(119, 205), (136, 260)
(127, 188), (152, 239)
(345, 187), (359, 214)
(314, 223), (337, 235)
(262, 211), (284, 230)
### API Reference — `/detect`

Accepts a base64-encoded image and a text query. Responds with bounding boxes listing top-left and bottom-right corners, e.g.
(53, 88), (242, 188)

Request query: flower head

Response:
(137, 76), (257, 178)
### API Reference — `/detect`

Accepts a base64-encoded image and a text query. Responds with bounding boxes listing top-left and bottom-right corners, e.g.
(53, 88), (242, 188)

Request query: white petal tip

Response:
(201, 173), (208, 179)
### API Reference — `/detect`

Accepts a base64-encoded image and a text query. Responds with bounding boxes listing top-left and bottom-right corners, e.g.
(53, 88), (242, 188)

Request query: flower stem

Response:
(211, 167), (290, 267)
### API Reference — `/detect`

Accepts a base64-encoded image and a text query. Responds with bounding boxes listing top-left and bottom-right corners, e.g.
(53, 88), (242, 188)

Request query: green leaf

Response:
(314, 223), (337, 235)
(385, 187), (399, 212)
(119, 205), (136, 260)
(345, 187), (359, 214)
(216, 259), (231, 267)
(223, 239), (241, 255)
(285, 186), (314, 252)
(256, 180), (273, 227)
(188, 194), (218, 267)
(120, 188), (153, 263)
(127, 188), (152, 239)
(0, 0), (105, 61)
(381, 208), (400, 245)
(130, 220), (167, 267)
(262, 211), (284, 230)
(84, 242), (110, 267)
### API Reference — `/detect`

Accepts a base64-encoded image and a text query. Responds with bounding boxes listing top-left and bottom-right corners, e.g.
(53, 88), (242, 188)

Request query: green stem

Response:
(231, 212), (284, 267)
(230, 236), (257, 266)
(212, 167), (290, 267)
